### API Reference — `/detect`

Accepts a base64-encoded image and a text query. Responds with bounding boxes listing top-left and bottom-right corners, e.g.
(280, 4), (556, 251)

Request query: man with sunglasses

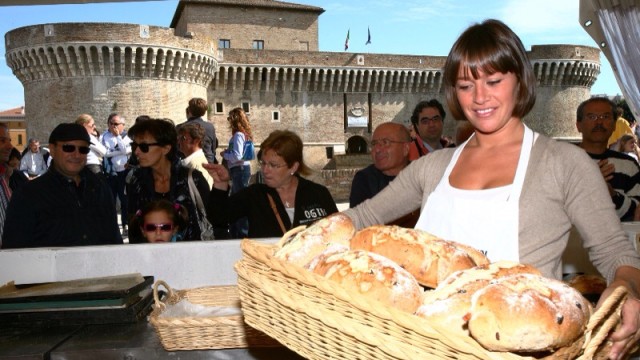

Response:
(2, 123), (123, 248)
(100, 113), (132, 235)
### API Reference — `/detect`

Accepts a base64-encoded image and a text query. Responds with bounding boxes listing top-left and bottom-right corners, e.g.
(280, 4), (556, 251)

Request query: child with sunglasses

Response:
(131, 200), (188, 243)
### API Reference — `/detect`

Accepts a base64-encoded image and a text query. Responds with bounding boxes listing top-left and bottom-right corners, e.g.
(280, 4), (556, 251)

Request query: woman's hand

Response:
(606, 294), (640, 360)
(202, 163), (230, 191)
(599, 268), (640, 360)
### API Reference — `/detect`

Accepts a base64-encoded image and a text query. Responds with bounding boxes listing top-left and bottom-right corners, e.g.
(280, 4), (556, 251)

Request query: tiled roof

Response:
(0, 106), (25, 117)
(171, 0), (324, 28)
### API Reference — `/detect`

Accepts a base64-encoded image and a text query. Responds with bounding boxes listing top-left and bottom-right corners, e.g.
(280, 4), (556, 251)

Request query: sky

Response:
(0, 0), (622, 111)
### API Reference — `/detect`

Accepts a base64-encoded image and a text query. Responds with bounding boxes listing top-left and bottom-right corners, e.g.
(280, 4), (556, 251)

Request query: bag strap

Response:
(267, 193), (287, 235)
(187, 168), (206, 221)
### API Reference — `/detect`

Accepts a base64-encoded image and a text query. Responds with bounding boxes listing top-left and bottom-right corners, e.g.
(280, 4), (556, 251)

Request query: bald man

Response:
(349, 122), (419, 226)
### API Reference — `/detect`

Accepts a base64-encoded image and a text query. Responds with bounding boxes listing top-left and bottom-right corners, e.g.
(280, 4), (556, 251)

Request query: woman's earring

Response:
(290, 172), (294, 175)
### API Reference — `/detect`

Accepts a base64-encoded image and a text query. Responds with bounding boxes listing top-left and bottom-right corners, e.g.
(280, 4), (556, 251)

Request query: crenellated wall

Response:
(4, 23), (218, 139)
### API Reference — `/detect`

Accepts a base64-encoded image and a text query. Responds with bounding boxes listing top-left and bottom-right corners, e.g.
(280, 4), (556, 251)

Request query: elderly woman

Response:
(126, 118), (211, 243)
(205, 129), (338, 238)
(344, 19), (640, 359)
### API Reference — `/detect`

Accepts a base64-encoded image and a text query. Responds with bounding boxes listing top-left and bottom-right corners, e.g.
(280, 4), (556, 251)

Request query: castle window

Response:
(17, 134), (23, 145)
(241, 102), (250, 113)
(214, 102), (224, 114)
(272, 110), (280, 122)
(219, 39), (230, 49)
(252, 40), (264, 50)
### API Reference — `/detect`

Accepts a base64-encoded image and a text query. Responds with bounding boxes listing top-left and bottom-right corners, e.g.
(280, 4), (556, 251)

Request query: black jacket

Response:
(207, 175), (338, 238)
(2, 166), (123, 248)
(349, 164), (395, 208)
(126, 160), (211, 243)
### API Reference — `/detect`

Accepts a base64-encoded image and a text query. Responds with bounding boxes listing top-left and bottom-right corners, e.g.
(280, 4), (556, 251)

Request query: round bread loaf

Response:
(566, 274), (607, 295)
(467, 273), (591, 352)
(312, 249), (423, 313)
(274, 213), (355, 267)
(416, 261), (541, 335)
(350, 225), (488, 288)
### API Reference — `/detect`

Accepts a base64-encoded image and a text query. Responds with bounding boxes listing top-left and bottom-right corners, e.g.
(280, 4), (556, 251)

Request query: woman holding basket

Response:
(344, 19), (640, 359)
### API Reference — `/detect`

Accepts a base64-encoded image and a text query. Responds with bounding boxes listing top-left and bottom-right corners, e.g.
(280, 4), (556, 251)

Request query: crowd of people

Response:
(0, 19), (638, 358)
(0, 97), (339, 247)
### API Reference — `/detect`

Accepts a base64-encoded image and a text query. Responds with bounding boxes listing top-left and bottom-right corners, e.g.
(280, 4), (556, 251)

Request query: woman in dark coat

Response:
(126, 118), (211, 243)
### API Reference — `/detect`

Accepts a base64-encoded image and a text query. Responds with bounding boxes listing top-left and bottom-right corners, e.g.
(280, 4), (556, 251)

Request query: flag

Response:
(366, 27), (371, 45)
(344, 29), (350, 51)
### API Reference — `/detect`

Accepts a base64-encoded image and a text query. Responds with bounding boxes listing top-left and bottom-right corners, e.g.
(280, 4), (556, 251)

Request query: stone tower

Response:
(4, 23), (218, 140)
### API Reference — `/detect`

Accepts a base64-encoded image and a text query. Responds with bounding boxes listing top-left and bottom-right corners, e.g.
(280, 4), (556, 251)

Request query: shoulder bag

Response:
(242, 136), (255, 161)
(187, 168), (215, 240)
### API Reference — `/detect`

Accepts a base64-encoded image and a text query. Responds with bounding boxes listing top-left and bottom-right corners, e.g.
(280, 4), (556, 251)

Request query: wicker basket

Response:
(235, 239), (628, 360)
(149, 280), (281, 351)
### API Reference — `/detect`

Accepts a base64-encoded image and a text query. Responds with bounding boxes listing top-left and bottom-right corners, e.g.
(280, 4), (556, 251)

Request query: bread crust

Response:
(416, 261), (541, 335)
(312, 249), (423, 313)
(566, 274), (607, 295)
(274, 213), (355, 267)
(467, 273), (591, 352)
(350, 225), (488, 288)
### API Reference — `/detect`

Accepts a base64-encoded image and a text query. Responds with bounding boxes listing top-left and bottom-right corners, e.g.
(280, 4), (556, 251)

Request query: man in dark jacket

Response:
(2, 123), (123, 248)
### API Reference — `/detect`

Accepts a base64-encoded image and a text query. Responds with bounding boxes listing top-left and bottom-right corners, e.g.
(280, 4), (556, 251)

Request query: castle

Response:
(4, 0), (600, 199)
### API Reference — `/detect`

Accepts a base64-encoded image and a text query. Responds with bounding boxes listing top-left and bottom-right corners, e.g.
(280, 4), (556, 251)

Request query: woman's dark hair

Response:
(128, 118), (178, 161)
(443, 19), (536, 120)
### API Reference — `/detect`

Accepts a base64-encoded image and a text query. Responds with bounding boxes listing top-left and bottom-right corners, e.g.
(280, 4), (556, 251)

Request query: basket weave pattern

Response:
(235, 239), (626, 360)
(149, 281), (280, 351)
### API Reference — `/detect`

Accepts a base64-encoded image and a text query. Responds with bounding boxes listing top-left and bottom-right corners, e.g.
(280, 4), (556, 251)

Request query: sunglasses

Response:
(131, 142), (161, 153)
(143, 223), (174, 232)
(61, 144), (90, 154)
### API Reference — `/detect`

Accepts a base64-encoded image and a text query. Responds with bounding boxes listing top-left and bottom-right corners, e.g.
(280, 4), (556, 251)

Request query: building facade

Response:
(4, 0), (601, 199)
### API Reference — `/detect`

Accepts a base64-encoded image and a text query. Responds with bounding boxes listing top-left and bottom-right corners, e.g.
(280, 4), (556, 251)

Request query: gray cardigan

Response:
(344, 134), (640, 282)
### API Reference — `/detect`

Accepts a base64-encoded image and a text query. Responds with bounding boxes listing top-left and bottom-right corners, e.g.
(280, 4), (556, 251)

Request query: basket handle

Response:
(275, 225), (307, 249)
(152, 280), (175, 310)
(579, 286), (628, 360)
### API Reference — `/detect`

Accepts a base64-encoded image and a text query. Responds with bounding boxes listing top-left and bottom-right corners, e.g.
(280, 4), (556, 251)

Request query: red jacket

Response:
(408, 137), (451, 160)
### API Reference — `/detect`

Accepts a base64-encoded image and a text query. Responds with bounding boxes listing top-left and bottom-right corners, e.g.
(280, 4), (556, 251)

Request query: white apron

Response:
(415, 125), (536, 262)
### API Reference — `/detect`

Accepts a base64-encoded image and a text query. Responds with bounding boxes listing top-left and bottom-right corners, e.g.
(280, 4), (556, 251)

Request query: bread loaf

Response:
(350, 225), (488, 288)
(312, 249), (423, 313)
(566, 274), (607, 296)
(416, 261), (541, 335)
(274, 213), (355, 267)
(467, 273), (591, 352)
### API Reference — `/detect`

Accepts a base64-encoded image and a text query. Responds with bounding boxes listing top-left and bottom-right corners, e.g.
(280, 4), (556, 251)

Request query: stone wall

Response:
(5, 23), (217, 139)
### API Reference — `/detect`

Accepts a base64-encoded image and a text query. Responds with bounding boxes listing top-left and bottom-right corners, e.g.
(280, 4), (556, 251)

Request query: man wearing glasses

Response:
(100, 113), (132, 235)
(408, 99), (452, 160)
(349, 122), (419, 227)
(576, 97), (640, 221)
(2, 123), (122, 248)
